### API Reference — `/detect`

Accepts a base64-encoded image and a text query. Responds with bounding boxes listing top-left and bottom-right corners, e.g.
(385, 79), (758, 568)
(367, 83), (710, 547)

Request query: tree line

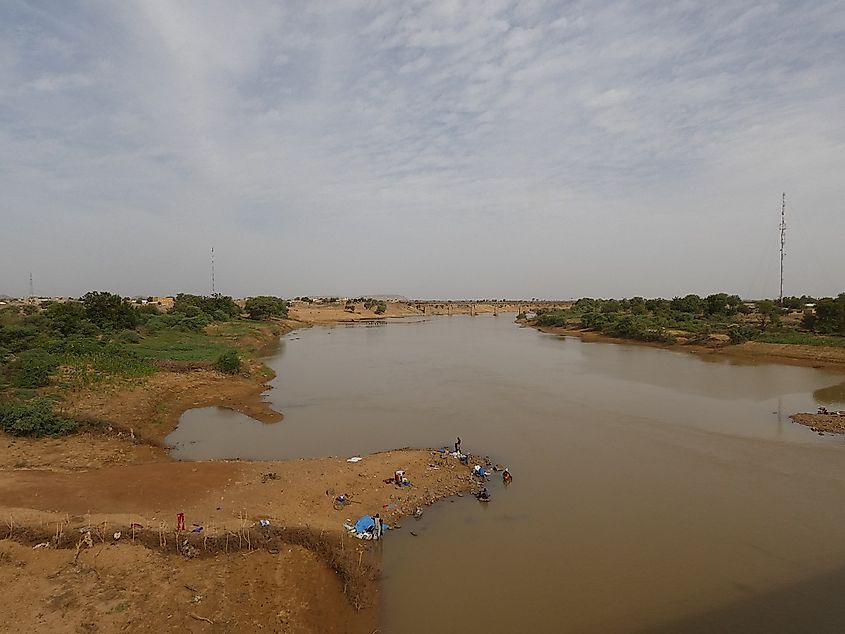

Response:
(534, 293), (845, 345)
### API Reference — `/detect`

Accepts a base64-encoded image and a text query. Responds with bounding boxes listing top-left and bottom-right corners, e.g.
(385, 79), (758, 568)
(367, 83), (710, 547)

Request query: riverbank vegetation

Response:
(533, 293), (845, 347)
(0, 292), (289, 435)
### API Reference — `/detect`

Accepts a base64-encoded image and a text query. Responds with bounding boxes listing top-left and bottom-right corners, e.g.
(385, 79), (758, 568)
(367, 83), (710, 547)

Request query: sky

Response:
(1, 1), (843, 300)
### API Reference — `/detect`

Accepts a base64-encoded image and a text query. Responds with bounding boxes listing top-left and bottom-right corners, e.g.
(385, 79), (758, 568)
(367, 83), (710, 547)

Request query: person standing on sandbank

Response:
(374, 514), (383, 541)
(455, 436), (462, 453)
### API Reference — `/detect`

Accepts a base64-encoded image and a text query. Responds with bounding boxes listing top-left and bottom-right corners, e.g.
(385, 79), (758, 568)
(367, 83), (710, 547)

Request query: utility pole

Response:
(29, 272), (34, 298)
(211, 246), (216, 295)
(779, 193), (786, 306)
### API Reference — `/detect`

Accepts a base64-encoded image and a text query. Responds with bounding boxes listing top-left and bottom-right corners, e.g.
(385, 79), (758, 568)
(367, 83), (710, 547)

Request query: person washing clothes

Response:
(374, 514), (383, 541)
(502, 468), (513, 484)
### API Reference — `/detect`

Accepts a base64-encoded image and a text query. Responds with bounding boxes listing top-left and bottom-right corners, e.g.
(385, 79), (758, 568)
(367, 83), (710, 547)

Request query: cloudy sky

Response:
(1, 1), (843, 299)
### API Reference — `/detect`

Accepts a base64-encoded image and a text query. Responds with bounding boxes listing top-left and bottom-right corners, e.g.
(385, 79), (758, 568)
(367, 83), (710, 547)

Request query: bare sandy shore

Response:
(790, 412), (845, 435)
(0, 449), (476, 633)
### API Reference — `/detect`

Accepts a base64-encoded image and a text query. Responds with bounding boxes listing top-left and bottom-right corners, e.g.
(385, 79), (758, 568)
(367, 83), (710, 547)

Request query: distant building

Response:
(150, 296), (175, 311)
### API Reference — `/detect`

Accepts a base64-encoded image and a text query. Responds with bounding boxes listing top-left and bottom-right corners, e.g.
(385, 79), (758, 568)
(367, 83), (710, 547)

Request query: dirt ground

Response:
(288, 302), (422, 323)
(0, 449), (476, 633)
(791, 412), (845, 435)
(0, 539), (372, 634)
(288, 300), (546, 322)
(0, 450), (475, 533)
(0, 429), (163, 471)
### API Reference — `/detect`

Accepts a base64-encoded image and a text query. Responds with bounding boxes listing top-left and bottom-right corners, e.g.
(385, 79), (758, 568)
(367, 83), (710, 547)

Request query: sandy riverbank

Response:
(0, 449), (477, 632)
(790, 412), (845, 435)
(0, 312), (487, 632)
(528, 322), (845, 371)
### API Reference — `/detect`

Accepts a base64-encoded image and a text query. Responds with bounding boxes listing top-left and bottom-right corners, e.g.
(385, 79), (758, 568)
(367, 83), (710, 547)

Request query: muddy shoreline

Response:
(527, 322), (845, 372)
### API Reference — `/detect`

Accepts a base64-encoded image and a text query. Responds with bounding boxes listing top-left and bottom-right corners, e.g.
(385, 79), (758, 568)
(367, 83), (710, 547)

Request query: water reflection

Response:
(813, 381), (845, 406)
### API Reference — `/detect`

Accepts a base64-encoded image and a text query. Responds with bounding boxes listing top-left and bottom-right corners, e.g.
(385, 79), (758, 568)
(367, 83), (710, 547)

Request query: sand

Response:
(0, 308), (486, 632)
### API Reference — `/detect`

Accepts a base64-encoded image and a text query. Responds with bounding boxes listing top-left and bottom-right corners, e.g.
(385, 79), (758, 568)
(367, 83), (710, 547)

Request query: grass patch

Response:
(130, 330), (235, 362)
(755, 331), (845, 347)
(0, 398), (78, 437)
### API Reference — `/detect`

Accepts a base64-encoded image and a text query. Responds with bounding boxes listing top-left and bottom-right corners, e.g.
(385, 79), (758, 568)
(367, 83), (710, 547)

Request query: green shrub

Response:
(10, 349), (58, 388)
(82, 291), (139, 331)
(173, 294), (240, 319)
(0, 399), (78, 437)
(728, 324), (758, 344)
(215, 350), (241, 374)
(245, 296), (288, 320)
(116, 329), (142, 344)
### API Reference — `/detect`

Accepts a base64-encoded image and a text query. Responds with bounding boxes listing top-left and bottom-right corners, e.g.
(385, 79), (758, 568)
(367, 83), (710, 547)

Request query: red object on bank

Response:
(176, 513), (186, 531)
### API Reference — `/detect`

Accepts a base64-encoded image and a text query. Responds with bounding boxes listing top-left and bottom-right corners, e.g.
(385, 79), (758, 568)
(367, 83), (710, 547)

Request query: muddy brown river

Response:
(169, 315), (845, 633)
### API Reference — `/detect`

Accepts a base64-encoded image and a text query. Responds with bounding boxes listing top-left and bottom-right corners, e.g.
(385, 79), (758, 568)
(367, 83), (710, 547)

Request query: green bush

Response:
(244, 296), (288, 320)
(215, 350), (241, 374)
(82, 291), (139, 331)
(0, 399), (78, 437)
(173, 294), (240, 319)
(10, 349), (58, 388)
(116, 329), (142, 344)
(728, 324), (758, 344)
(536, 310), (571, 327)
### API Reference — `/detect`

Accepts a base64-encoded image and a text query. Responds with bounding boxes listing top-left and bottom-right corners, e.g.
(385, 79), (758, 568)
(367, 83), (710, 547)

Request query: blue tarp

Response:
(354, 515), (375, 534)
(352, 515), (391, 534)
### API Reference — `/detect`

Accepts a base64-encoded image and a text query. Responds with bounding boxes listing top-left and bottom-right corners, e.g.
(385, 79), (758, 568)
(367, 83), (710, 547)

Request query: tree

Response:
(671, 294), (704, 314)
(756, 299), (781, 332)
(45, 300), (87, 335)
(82, 291), (138, 331)
(645, 298), (670, 314)
(629, 297), (646, 315)
(600, 299), (621, 314)
(244, 296), (288, 320)
(811, 295), (845, 334)
(173, 293), (239, 319)
(704, 293), (729, 316)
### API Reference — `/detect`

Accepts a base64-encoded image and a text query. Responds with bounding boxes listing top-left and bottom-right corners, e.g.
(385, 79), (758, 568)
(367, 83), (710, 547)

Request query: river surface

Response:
(168, 315), (845, 633)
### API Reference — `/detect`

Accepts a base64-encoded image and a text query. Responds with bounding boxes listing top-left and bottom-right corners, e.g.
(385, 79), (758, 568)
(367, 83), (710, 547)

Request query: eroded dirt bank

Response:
(529, 323), (845, 371)
(0, 539), (369, 634)
(0, 449), (476, 633)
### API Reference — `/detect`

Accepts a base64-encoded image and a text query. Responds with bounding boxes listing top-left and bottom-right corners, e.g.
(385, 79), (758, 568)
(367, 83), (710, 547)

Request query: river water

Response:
(168, 315), (845, 633)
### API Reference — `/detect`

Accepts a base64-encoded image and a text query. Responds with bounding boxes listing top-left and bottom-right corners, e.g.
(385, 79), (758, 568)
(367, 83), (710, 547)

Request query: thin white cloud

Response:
(0, 0), (843, 299)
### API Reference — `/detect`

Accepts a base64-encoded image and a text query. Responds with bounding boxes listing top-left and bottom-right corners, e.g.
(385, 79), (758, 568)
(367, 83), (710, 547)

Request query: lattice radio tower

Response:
(779, 193), (786, 306)
(29, 272), (34, 298)
(211, 246), (216, 295)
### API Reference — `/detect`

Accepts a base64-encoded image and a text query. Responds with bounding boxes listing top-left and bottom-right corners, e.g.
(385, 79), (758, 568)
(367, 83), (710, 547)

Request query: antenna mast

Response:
(779, 193), (786, 306)
(29, 272), (34, 299)
(211, 247), (216, 295)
